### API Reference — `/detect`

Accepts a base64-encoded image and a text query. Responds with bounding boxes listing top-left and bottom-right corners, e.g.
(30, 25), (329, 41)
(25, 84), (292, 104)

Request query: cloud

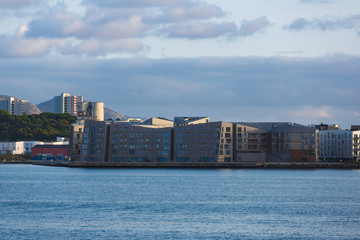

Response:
(26, 9), (146, 39)
(0, 0), (41, 9)
(285, 15), (360, 32)
(1, 55), (359, 126)
(164, 16), (270, 39)
(82, 0), (189, 8)
(66, 39), (144, 56)
(299, 0), (332, 3)
(0, 36), (66, 58)
(145, 3), (224, 23)
(238, 16), (270, 36)
(164, 21), (237, 39)
(282, 106), (334, 119)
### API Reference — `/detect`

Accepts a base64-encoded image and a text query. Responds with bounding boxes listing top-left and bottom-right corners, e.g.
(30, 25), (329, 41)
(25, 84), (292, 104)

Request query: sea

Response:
(1, 164), (360, 240)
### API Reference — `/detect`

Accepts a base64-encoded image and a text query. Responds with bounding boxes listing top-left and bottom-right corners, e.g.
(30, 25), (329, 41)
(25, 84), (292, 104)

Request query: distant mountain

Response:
(0, 95), (41, 115)
(104, 107), (126, 120)
(36, 98), (55, 113)
(36, 98), (126, 120)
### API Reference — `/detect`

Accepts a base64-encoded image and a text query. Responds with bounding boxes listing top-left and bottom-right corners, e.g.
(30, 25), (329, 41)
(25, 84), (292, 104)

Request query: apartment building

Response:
(319, 129), (360, 162)
(54, 93), (83, 116)
(174, 121), (233, 162)
(233, 123), (271, 163)
(0, 141), (25, 154)
(0, 97), (26, 115)
(70, 118), (320, 163)
(270, 123), (318, 163)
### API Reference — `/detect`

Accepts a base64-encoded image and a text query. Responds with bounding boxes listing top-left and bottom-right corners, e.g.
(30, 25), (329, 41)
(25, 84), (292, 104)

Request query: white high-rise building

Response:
(54, 93), (83, 116)
(319, 129), (360, 162)
(0, 97), (25, 115)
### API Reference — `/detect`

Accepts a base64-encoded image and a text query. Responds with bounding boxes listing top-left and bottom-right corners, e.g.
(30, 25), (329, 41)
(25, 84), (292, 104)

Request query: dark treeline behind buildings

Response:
(0, 110), (76, 142)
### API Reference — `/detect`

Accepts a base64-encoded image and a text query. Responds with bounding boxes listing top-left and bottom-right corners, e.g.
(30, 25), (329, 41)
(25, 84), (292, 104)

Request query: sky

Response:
(0, 0), (359, 128)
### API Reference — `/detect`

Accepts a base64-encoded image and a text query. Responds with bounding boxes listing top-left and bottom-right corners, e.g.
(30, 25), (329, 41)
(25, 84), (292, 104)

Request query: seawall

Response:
(67, 161), (360, 169)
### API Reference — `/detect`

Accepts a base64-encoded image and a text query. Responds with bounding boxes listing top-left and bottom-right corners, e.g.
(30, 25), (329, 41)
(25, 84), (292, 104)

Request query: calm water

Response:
(1, 165), (360, 240)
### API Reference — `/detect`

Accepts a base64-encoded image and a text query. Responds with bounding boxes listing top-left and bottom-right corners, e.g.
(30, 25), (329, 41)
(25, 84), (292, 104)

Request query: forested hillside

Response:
(0, 110), (76, 141)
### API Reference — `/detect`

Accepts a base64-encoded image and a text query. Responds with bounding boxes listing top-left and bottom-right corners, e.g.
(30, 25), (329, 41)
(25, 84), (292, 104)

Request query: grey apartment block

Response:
(174, 121), (233, 162)
(107, 122), (172, 162)
(70, 119), (320, 164)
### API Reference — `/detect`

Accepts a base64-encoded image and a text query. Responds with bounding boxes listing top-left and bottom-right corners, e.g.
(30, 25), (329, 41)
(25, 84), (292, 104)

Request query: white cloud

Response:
(283, 105), (334, 119)
(0, 36), (67, 58)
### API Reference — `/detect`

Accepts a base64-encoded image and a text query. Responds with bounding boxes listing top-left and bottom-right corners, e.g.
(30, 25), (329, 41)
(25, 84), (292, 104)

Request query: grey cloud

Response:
(285, 15), (360, 32)
(0, 0), (41, 9)
(82, 0), (189, 8)
(239, 16), (270, 36)
(164, 21), (237, 39)
(299, 0), (332, 3)
(63, 39), (144, 56)
(164, 16), (270, 39)
(1, 55), (359, 126)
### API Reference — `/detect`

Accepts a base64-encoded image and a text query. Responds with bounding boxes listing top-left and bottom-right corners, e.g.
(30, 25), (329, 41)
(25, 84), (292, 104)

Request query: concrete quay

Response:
(67, 161), (360, 169)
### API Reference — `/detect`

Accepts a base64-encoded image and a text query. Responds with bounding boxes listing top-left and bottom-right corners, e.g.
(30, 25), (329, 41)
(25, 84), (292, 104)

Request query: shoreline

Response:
(3, 160), (360, 169)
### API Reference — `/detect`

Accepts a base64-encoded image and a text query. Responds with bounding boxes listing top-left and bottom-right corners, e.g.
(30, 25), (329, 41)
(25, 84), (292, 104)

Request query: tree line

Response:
(0, 110), (77, 141)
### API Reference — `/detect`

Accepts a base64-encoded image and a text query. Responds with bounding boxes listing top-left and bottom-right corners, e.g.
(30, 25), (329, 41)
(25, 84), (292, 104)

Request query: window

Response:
(163, 133), (168, 137)
(226, 150), (231, 155)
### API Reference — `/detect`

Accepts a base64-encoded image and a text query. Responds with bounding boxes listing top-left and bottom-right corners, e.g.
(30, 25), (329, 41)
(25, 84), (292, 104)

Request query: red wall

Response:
(32, 146), (69, 157)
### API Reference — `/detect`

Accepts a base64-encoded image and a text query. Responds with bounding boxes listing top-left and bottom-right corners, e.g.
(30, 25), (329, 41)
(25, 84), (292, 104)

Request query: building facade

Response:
(70, 118), (321, 164)
(0, 97), (25, 115)
(319, 129), (360, 162)
(32, 145), (69, 160)
(0, 141), (24, 154)
(174, 121), (233, 162)
(77, 101), (105, 121)
(54, 93), (83, 116)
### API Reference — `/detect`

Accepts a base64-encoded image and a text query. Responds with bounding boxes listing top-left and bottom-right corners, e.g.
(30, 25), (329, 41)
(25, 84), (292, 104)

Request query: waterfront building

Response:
(76, 118), (173, 162)
(270, 123), (318, 163)
(69, 118), (320, 164)
(174, 117), (209, 126)
(23, 141), (44, 154)
(0, 141), (24, 154)
(0, 96), (26, 115)
(319, 129), (360, 162)
(233, 123), (271, 163)
(54, 93), (83, 116)
(174, 121), (233, 162)
(69, 123), (84, 161)
(31, 144), (69, 160)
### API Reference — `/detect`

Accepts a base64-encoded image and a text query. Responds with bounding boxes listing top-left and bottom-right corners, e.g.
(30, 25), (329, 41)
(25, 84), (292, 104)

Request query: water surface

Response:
(1, 165), (360, 239)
